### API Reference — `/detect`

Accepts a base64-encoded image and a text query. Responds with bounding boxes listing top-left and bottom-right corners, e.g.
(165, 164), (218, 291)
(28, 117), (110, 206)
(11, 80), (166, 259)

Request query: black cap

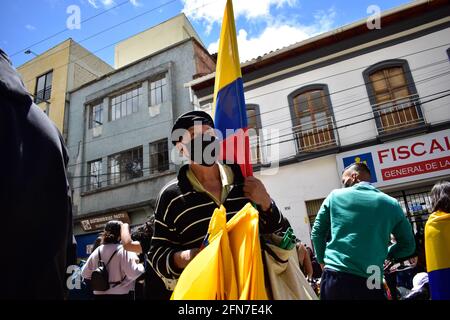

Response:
(171, 110), (214, 145)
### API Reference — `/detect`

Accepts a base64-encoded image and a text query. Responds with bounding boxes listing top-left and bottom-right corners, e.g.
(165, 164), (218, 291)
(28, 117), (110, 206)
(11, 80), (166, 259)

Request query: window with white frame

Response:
(149, 139), (169, 174)
(108, 147), (143, 185)
(110, 86), (142, 121)
(149, 74), (167, 106)
(89, 103), (103, 129)
(88, 159), (102, 190)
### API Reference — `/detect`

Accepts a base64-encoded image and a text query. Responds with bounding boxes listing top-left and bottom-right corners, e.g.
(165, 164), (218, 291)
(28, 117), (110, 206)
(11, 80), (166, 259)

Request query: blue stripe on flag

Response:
(214, 78), (247, 139)
(428, 267), (450, 300)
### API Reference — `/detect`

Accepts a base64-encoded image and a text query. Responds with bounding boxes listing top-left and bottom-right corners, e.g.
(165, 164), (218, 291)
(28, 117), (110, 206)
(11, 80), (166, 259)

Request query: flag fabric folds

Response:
(212, 0), (253, 177)
(425, 210), (450, 300)
(171, 203), (268, 300)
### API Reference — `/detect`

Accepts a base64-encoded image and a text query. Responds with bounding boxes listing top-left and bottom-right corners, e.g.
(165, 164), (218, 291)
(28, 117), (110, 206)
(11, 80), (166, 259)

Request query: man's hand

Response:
(243, 176), (271, 211)
(173, 248), (200, 269)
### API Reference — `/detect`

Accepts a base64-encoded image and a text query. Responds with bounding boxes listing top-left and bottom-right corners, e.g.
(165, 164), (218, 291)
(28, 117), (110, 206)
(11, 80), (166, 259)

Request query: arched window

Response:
(363, 59), (424, 135)
(246, 104), (262, 164)
(288, 84), (337, 152)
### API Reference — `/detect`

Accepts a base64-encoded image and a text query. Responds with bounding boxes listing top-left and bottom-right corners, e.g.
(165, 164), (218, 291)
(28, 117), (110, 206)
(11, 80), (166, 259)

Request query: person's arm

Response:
(148, 189), (185, 280)
(311, 194), (332, 265)
(387, 203), (416, 261)
(120, 249), (145, 281)
(243, 176), (284, 234)
(120, 223), (143, 254)
(303, 246), (314, 279)
(80, 248), (98, 280)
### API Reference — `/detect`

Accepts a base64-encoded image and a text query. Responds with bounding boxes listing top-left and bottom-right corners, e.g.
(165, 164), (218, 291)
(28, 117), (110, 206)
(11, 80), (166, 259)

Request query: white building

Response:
(186, 0), (450, 247)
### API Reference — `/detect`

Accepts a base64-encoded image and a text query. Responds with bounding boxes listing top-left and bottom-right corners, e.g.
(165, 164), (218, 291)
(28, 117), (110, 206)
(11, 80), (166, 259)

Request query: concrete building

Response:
(114, 13), (204, 69)
(67, 36), (215, 258)
(17, 39), (113, 134)
(186, 0), (450, 247)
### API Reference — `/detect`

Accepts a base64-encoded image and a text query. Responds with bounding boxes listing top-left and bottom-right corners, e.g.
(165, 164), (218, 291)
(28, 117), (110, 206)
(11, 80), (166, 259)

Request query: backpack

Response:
(90, 246), (121, 291)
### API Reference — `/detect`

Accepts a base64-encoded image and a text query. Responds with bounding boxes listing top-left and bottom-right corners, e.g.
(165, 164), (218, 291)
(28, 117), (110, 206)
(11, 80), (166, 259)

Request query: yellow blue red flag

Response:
(425, 211), (450, 300)
(212, 0), (252, 177)
(171, 203), (268, 300)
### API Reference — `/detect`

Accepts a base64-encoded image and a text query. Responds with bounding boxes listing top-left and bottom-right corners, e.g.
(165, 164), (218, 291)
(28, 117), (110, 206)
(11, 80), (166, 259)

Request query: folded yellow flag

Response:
(171, 203), (268, 300)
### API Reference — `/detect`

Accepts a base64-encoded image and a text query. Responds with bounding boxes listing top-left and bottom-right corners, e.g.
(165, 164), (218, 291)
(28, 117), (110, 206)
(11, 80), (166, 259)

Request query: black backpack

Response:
(90, 246), (120, 291)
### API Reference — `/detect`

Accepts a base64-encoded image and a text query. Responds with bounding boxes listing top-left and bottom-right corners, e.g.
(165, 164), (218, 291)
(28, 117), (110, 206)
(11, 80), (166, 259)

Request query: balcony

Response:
(373, 94), (425, 135)
(293, 116), (337, 152)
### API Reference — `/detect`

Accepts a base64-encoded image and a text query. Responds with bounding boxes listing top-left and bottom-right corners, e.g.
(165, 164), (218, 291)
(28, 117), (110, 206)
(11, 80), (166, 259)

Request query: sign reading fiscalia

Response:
(336, 129), (450, 188)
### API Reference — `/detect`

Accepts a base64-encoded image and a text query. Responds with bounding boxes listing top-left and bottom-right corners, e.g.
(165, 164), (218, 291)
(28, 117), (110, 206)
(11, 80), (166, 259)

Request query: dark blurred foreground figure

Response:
(0, 49), (73, 299)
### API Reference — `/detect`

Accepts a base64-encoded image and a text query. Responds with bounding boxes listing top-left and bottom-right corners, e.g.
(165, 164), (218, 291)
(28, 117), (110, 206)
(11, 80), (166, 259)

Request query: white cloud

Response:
(25, 24), (37, 31)
(88, 0), (116, 9)
(88, 0), (99, 8)
(207, 7), (337, 62)
(182, 0), (297, 34)
(130, 0), (142, 7)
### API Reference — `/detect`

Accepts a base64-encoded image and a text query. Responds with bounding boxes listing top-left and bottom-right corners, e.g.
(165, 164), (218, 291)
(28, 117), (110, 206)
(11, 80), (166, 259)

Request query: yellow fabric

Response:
(425, 211), (450, 272)
(212, 0), (242, 117)
(171, 203), (268, 300)
(186, 163), (234, 206)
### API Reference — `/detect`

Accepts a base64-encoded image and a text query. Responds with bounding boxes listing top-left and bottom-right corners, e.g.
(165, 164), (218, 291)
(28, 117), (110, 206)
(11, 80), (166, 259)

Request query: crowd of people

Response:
(2, 45), (449, 300)
(78, 111), (450, 300)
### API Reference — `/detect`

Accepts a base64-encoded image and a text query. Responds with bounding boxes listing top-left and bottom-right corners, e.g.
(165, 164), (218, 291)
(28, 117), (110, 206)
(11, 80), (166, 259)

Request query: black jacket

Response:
(0, 49), (73, 299)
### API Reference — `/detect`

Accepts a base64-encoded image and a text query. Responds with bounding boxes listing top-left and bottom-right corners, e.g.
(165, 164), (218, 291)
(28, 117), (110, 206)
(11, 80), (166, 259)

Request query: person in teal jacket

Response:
(311, 162), (416, 300)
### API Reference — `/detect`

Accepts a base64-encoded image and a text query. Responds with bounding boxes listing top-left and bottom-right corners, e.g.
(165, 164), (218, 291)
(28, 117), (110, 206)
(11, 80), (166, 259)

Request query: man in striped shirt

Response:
(148, 111), (284, 294)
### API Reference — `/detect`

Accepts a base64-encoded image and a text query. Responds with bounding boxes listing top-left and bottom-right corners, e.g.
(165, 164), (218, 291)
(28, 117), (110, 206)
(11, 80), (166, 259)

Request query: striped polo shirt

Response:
(148, 163), (284, 287)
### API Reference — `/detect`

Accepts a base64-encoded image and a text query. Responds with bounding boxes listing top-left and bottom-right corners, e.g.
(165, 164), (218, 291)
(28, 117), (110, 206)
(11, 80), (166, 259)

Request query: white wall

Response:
(244, 26), (450, 246)
(255, 155), (341, 247)
(245, 27), (450, 160)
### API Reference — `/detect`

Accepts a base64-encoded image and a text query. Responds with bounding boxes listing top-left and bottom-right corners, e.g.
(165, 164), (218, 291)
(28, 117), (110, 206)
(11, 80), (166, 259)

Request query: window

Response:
(34, 71), (53, 103)
(288, 84), (337, 152)
(108, 147), (143, 185)
(305, 198), (325, 230)
(363, 59), (424, 135)
(149, 139), (169, 174)
(247, 104), (262, 164)
(149, 74), (167, 106)
(89, 103), (103, 129)
(88, 159), (102, 190)
(110, 86), (142, 121)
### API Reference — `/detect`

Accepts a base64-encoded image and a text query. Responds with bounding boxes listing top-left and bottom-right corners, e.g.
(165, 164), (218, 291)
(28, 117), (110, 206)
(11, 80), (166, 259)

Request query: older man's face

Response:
(177, 124), (218, 166)
(182, 124), (215, 145)
(342, 169), (357, 188)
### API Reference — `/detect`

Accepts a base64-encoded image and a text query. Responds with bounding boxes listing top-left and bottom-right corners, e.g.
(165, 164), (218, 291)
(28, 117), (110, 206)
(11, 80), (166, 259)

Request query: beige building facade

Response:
(17, 39), (113, 135)
(114, 13), (203, 68)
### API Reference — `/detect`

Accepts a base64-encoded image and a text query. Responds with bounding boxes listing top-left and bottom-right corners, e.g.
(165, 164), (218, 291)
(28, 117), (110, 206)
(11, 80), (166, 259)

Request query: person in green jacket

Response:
(311, 162), (416, 300)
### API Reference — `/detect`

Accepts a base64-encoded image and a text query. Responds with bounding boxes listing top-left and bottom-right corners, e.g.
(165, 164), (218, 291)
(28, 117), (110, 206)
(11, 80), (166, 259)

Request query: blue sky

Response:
(0, 0), (412, 68)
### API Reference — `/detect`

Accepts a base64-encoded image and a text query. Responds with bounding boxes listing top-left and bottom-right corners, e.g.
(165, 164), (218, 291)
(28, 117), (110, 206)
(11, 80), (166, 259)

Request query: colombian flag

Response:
(171, 203), (268, 300)
(425, 211), (450, 300)
(213, 0), (253, 177)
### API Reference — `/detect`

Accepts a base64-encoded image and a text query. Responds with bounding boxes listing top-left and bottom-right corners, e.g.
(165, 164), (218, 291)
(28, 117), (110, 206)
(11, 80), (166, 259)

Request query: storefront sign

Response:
(80, 211), (130, 231)
(336, 129), (450, 188)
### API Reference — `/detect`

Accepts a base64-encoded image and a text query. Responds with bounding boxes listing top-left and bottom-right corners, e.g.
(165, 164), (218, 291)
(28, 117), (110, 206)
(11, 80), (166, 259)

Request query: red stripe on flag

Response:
(219, 128), (253, 177)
